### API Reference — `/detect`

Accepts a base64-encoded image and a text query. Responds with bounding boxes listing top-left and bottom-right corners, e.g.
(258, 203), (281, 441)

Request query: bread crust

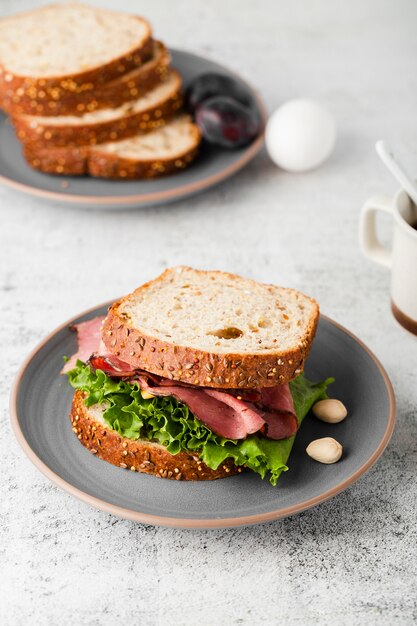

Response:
(23, 144), (89, 176)
(12, 71), (183, 147)
(0, 41), (170, 117)
(0, 14), (153, 104)
(101, 268), (320, 389)
(70, 390), (240, 481)
(22, 121), (201, 178)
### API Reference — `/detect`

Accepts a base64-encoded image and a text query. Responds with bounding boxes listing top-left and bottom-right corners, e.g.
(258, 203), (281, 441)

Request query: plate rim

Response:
(0, 47), (266, 207)
(9, 301), (396, 529)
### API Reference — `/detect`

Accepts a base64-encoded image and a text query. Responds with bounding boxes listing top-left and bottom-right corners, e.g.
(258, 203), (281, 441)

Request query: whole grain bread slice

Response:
(23, 115), (201, 178)
(101, 267), (319, 388)
(14, 71), (182, 147)
(71, 390), (239, 481)
(0, 4), (153, 101)
(1, 41), (171, 117)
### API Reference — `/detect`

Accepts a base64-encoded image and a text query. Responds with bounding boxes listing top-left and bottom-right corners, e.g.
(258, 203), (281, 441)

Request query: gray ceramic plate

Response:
(0, 49), (265, 210)
(10, 304), (395, 528)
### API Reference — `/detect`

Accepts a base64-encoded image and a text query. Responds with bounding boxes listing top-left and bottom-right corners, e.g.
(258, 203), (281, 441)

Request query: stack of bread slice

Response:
(0, 3), (201, 179)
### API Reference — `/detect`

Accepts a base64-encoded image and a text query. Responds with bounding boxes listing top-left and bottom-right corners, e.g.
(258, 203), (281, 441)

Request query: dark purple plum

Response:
(185, 73), (257, 114)
(195, 96), (260, 148)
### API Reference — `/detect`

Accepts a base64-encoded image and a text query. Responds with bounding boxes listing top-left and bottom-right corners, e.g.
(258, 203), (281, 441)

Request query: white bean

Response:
(306, 437), (343, 464)
(312, 399), (347, 423)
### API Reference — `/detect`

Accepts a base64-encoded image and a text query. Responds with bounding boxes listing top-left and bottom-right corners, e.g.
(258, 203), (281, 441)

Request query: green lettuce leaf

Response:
(67, 360), (333, 485)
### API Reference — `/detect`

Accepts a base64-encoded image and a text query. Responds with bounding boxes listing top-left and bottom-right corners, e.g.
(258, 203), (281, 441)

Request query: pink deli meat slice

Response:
(137, 374), (297, 441)
(61, 316), (106, 373)
(137, 376), (265, 439)
(258, 385), (298, 439)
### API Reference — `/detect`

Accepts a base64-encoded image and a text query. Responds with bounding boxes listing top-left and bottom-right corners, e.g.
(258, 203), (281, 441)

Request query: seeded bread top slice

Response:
(101, 267), (319, 389)
(0, 4), (152, 78)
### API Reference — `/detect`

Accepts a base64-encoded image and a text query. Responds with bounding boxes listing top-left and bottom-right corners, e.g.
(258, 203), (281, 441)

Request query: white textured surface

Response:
(1, 1), (417, 625)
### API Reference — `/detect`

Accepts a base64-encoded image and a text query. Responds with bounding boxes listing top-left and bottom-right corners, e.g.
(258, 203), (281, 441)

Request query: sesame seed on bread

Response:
(71, 390), (239, 481)
(23, 115), (201, 178)
(101, 267), (320, 389)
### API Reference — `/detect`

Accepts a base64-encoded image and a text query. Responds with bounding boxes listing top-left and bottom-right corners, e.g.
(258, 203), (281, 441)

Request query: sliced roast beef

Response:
(137, 374), (265, 439)
(260, 410), (298, 440)
(258, 384), (298, 439)
(61, 316), (106, 374)
(204, 389), (265, 435)
(259, 384), (295, 414)
(137, 373), (297, 441)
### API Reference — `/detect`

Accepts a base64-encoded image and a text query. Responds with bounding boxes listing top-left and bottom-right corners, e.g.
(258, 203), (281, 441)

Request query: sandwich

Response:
(64, 267), (332, 485)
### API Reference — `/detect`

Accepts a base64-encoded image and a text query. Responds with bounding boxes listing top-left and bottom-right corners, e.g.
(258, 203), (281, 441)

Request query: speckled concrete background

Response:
(1, 0), (416, 624)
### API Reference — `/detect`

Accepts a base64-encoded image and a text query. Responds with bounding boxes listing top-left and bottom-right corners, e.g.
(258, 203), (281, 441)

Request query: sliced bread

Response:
(0, 4), (152, 97)
(70, 390), (239, 480)
(101, 267), (320, 388)
(1, 41), (171, 117)
(13, 71), (183, 147)
(23, 115), (201, 178)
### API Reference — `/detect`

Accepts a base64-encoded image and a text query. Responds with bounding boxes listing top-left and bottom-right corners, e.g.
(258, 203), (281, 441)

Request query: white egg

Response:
(265, 99), (336, 172)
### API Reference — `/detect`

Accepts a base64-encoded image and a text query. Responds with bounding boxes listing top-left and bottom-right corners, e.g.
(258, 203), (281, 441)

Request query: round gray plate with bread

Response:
(0, 49), (265, 210)
(10, 303), (395, 529)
